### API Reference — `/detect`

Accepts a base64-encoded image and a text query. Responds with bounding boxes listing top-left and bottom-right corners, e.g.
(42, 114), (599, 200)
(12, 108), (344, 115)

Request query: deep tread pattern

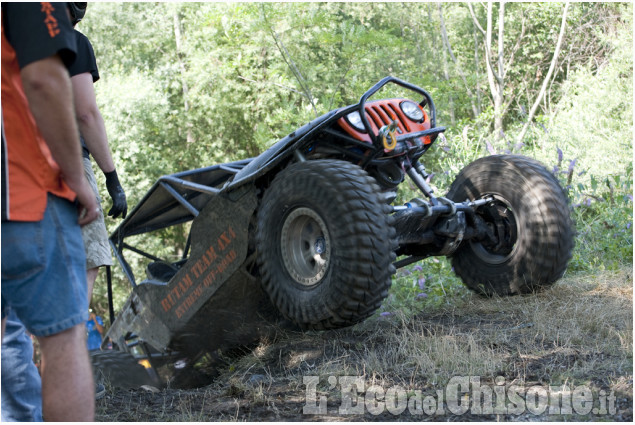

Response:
(256, 160), (396, 330)
(447, 155), (575, 296)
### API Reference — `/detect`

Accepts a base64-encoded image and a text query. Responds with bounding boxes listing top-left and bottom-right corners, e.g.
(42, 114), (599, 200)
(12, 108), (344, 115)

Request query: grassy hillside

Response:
(96, 267), (632, 421)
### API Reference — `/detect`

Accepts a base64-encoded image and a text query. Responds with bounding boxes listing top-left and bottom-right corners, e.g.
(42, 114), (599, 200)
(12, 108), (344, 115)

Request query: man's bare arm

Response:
(71, 72), (128, 218)
(20, 54), (98, 225)
(71, 72), (115, 173)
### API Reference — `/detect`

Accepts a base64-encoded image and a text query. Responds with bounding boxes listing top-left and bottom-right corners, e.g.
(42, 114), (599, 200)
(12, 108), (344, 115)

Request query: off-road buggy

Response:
(94, 77), (574, 388)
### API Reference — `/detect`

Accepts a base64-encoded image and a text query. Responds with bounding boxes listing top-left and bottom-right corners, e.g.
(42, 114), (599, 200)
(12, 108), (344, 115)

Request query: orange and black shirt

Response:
(1, 2), (77, 222)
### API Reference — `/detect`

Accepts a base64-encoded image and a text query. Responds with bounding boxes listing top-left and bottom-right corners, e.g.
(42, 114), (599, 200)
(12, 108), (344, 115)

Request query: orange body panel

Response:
(338, 99), (432, 148)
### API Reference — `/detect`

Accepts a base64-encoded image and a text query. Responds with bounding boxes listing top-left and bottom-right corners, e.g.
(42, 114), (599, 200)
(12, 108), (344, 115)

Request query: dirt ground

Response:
(95, 268), (633, 421)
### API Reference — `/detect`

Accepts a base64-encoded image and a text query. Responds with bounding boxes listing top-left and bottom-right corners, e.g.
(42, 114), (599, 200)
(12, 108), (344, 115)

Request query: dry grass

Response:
(96, 267), (633, 421)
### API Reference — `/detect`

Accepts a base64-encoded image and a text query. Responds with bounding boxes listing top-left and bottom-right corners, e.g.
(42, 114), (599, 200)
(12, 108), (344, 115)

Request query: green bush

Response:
(384, 12), (632, 314)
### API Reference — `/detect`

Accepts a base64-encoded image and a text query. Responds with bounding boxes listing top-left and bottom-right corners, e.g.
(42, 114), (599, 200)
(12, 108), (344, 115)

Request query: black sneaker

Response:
(95, 382), (106, 400)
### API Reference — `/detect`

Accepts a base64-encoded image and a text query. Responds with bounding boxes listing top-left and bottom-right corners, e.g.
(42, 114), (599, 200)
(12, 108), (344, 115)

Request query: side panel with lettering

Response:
(134, 187), (257, 349)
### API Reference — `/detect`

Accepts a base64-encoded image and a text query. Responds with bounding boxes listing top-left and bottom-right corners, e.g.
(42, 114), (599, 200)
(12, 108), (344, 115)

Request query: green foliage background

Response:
(78, 2), (633, 317)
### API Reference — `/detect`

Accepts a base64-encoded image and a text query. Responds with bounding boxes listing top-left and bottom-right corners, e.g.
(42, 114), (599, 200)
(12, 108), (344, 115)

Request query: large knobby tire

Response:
(256, 159), (396, 330)
(447, 155), (574, 296)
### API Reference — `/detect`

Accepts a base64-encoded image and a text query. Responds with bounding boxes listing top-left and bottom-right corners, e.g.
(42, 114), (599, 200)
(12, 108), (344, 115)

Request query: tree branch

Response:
(517, 2), (570, 143)
(237, 75), (304, 96)
(470, 2), (503, 85)
(260, 5), (318, 117)
(497, 1), (505, 80)
(505, 14), (526, 72)
(468, 2), (486, 36)
(438, 2), (478, 117)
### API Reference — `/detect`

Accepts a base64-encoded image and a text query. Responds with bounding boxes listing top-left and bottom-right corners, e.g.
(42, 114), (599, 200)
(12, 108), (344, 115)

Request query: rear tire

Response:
(447, 155), (574, 296)
(256, 159), (396, 330)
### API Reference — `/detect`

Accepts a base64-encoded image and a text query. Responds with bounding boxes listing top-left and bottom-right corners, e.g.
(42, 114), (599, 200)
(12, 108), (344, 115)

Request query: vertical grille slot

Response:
(365, 107), (382, 133)
(388, 104), (411, 132)
(371, 106), (390, 126)
(368, 104), (407, 134)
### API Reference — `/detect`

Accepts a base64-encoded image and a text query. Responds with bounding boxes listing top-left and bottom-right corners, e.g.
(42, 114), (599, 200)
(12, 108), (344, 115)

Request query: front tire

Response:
(256, 159), (396, 330)
(447, 155), (574, 296)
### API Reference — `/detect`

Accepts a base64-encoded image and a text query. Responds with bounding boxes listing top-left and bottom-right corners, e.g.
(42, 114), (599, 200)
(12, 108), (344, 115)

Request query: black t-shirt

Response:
(67, 30), (100, 157)
(68, 30), (99, 82)
(2, 2), (76, 69)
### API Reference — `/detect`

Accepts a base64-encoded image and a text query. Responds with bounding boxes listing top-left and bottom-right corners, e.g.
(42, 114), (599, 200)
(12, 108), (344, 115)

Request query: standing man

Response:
(1, 2), (98, 421)
(1, 3), (128, 419)
(67, 2), (128, 303)
(86, 309), (105, 351)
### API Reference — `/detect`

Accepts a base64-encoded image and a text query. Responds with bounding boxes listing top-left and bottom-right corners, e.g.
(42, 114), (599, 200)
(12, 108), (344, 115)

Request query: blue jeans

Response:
(1, 312), (43, 422)
(1, 194), (88, 421)
(1, 194), (88, 335)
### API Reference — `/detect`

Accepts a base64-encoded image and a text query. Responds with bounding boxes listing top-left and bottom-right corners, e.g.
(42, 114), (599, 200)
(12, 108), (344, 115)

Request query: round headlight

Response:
(346, 111), (366, 132)
(400, 101), (424, 122)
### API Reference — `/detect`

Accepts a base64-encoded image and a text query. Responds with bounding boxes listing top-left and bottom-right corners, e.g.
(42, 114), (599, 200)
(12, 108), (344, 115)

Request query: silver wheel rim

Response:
(280, 207), (330, 286)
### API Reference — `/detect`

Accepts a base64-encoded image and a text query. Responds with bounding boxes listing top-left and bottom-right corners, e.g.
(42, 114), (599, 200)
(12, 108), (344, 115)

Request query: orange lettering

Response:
(161, 298), (171, 312)
(40, 3), (60, 38)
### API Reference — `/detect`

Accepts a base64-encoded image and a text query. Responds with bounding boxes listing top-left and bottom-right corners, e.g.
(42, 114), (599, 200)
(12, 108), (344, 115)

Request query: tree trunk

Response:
(469, 1), (506, 141)
(494, 2), (505, 141)
(173, 10), (194, 144)
(440, 24), (456, 125)
(427, 4), (441, 82)
(517, 2), (570, 143)
(438, 3), (479, 119)
(473, 26), (482, 115)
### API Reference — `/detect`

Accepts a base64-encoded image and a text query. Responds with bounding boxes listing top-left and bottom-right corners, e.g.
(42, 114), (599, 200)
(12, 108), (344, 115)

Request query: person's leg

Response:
(2, 194), (94, 421)
(86, 267), (99, 303)
(38, 324), (94, 421)
(82, 157), (112, 306)
(1, 312), (43, 422)
(82, 158), (112, 399)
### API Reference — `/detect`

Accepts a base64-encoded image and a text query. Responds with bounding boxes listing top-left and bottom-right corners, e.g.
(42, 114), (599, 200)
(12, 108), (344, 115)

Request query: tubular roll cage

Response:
(105, 159), (251, 324)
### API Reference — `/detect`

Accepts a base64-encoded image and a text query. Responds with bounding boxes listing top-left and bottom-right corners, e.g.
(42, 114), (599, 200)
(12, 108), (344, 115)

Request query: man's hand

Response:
(69, 176), (99, 226)
(105, 170), (127, 219)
